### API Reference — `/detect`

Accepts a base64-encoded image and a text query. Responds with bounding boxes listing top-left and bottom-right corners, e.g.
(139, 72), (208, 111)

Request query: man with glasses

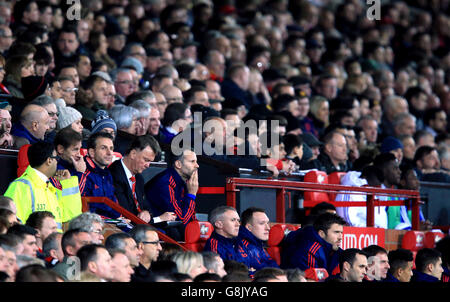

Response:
(112, 68), (136, 105)
(129, 224), (162, 282)
(4, 141), (82, 232)
(59, 76), (77, 106)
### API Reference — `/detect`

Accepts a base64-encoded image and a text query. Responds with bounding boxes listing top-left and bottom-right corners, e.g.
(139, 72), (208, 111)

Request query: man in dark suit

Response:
(108, 135), (177, 223)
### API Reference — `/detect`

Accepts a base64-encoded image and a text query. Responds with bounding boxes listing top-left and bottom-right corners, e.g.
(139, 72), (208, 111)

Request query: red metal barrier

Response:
(81, 196), (187, 250)
(226, 177), (422, 230)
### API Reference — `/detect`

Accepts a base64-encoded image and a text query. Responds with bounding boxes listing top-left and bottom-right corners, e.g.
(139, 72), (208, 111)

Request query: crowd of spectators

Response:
(0, 0), (449, 283)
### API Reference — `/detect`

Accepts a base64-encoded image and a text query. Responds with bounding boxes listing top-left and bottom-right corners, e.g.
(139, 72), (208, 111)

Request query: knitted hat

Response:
(57, 103), (83, 129)
(21, 76), (48, 102)
(91, 110), (117, 134)
(381, 136), (403, 153)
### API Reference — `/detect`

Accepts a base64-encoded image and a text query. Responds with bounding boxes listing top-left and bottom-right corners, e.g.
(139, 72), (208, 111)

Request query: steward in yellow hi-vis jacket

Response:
(4, 142), (82, 231)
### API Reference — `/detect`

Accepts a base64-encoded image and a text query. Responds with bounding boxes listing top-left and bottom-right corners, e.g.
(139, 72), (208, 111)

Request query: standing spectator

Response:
(411, 248), (444, 282)
(4, 141), (81, 231)
(281, 213), (346, 276)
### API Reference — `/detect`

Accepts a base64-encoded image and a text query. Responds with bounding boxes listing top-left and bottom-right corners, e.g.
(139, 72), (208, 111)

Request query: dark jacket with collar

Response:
(108, 159), (148, 216)
(80, 156), (120, 218)
(411, 270), (440, 282)
(220, 78), (256, 110)
(11, 122), (42, 145)
(382, 271), (401, 282)
(280, 225), (341, 276)
(237, 226), (278, 273)
(305, 151), (350, 174)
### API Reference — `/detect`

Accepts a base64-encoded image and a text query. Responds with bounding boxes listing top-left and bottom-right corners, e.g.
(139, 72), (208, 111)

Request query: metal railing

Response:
(226, 177), (422, 230)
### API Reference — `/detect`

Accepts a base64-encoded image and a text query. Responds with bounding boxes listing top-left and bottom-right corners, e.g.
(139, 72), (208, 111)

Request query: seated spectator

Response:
(411, 248), (444, 282)
(283, 133), (304, 169)
(129, 224), (162, 282)
(104, 233), (141, 270)
(55, 99), (83, 134)
(15, 264), (63, 282)
(53, 127), (86, 180)
(7, 224), (39, 258)
(171, 251), (207, 279)
(435, 236), (450, 282)
(308, 95), (329, 137)
(4, 55), (34, 98)
(384, 248), (414, 282)
(58, 76), (77, 106)
(74, 75), (109, 121)
(109, 104), (140, 155)
(201, 251), (227, 278)
(0, 102), (15, 149)
(221, 64), (255, 109)
(362, 245), (390, 282)
(281, 213), (345, 276)
(67, 212), (105, 245)
(25, 211), (57, 258)
(11, 104), (50, 148)
(81, 132), (120, 218)
(335, 166), (387, 228)
(253, 267), (288, 282)
(414, 130), (436, 148)
(52, 228), (91, 281)
(109, 249), (134, 282)
(90, 110), (117, 139)
(129, 99), (151, 136)
(204, 206), (245, 263)
(42, 232), (63, 268)
(237, 207), (279, 275)
(4, 141), (81, 230)
(414, 145), (450, 183)
(112, 68), (135, 105)
(159, 102), (192, 144)
(380, 136), (404, 164)
(145, 149), (199, 240)
(77, 244), (115, 282)
(423, 108), (447, 138)
(29, 95), (59, 145)
(326, 248), (368, 282)
(305, 131), (350, 173)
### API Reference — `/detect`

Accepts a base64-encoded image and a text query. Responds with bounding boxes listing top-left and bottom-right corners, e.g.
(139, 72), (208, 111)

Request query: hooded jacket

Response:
(280, 225), (341, 276)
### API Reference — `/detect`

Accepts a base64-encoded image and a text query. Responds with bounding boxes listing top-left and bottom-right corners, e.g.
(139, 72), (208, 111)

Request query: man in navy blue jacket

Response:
(281, 212), (346, 276)
(203, 206), (247, 265)
(237, 207), (278, 276)
(383, 248), (414, 282)
(144, 148), (199, 240)
(411, 248), (444, 282)
(79, 132), (120, 218)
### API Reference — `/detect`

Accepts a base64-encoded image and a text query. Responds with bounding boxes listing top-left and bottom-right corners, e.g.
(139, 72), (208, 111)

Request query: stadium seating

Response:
(184, 220), (214, 252)
(304, 268), (329, 282)
(267, 223), (300, 265)
(17, 144), (31, 177)
(303, 170), (330, 205)
(424, 230), (445, 248)
(327, 172), (346, 201)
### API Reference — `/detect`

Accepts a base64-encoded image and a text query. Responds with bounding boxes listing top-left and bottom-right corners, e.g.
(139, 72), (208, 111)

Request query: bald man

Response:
(11, 104), (50, 148)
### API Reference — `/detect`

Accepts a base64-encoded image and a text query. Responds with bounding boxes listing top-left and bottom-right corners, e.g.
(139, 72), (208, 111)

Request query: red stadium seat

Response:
(327, 172), (346, 201)
(303, 171), (330, 204)
(424, 231), (445, 248)
(305, 268), (329, 282)
(184, 221), (213, 252)
(267, 224), (300, 266)
(401, 230), (425, 251)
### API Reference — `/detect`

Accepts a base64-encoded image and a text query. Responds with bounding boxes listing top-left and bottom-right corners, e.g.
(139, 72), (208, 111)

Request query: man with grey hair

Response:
(11, 104), (50, 148)
(393, 112), (417, 138)
(68, 212), (105, 244)
(111, 68), (136, 105)
(122, 42), (147, 67)
(42, 232), (64, 267)
(381, 95), (409, 138)
(126, 90), (156, 107)
(109, 104), (140, 154)
(30, 95), (59, 144)
(203, 206), (245, 264)
(129, 99), (151, 136)
(0, 195), (16, 215)
(357, 115), (378, 145)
